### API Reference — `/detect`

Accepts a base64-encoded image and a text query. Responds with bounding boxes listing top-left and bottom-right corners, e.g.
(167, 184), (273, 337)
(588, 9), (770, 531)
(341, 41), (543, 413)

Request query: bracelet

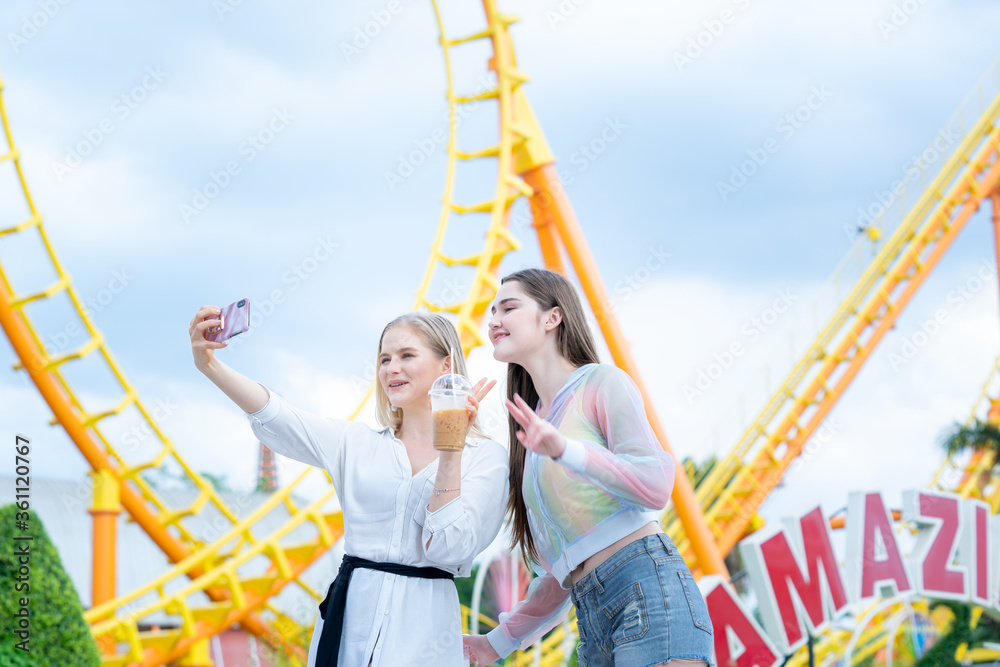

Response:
(433, 486), (460, 496)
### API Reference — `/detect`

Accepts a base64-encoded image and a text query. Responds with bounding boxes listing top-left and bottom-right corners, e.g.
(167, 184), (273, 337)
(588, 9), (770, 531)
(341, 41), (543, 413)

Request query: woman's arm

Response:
(555, 366), (674, 510)
(190, 305), (269, 413)
(484, 573), (573, 659)
(190, 305), (348, 481)
(202, 357), (271, 414)
(420, 439), (509, 564)
(426, 378), (496, 514)
(505, 366), (674, 511)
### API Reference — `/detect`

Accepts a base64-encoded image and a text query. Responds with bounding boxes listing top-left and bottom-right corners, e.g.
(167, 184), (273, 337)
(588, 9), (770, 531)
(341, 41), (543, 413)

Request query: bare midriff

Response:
(569, 521), (662, 585)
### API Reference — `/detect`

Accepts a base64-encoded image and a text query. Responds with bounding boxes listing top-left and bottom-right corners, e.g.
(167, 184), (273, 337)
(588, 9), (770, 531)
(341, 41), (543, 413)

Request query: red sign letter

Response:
(903, 490), (967, 600)
(845, 492), (912, 602)
(699, 576), (781, 667)
(959, 499), (991, 607)
(740, 507), (850, 652)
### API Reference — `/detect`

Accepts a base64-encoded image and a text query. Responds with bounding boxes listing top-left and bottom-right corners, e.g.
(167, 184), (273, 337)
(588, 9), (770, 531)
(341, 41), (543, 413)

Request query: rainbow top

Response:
(488, 362), (675, 658)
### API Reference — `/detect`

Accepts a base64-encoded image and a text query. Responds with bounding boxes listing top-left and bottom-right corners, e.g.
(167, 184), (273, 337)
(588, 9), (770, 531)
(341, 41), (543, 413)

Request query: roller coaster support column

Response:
(89, 469), (121, 653)
(520, 160), (729, 577)
(176, 639), (214, 667)
(484, 0), (726, 576)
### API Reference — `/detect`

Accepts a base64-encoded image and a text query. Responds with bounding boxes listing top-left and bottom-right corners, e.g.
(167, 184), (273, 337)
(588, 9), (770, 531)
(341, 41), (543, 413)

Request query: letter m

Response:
(739, 507), (850, 653)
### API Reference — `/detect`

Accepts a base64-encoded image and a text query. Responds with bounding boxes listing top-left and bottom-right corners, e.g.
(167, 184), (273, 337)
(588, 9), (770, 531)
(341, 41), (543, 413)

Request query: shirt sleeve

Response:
(485, 572), (573, 658)
(420, 439), (509, 565)
(554, 366), (675, 511)
(244, 386), (351, 491)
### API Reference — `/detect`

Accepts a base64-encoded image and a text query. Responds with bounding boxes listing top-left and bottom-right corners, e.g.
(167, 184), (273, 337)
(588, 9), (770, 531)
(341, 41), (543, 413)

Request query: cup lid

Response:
(429, 373), (473, 396)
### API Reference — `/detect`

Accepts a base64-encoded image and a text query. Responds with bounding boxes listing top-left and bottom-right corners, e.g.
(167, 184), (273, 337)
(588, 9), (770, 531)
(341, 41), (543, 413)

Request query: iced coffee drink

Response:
(429, 374), (473, 452)
(433, 408), (468, 451)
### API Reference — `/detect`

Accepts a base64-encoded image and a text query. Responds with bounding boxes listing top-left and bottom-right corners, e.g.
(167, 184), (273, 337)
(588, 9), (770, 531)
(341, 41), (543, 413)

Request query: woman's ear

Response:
(544, 306), (563, 332)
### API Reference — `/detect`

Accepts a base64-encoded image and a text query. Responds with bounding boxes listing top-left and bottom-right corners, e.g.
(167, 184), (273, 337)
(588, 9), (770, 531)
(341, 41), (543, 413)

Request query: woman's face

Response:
(378, 325), (449, 411)
(487, 280), (547, 363)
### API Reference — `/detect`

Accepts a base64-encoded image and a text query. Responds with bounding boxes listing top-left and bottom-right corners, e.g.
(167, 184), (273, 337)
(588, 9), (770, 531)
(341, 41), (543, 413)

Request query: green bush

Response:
(0, 504), (100, 666)
(0, 639), (35, 667)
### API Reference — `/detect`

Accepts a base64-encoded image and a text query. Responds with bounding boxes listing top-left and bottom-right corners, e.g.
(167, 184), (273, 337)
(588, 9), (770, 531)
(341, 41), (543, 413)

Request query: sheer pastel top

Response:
(487, 363), (675, 658)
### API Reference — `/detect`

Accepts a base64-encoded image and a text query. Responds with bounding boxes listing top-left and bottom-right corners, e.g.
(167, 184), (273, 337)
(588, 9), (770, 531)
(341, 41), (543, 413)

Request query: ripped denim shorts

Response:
(569, 533), (715, 667)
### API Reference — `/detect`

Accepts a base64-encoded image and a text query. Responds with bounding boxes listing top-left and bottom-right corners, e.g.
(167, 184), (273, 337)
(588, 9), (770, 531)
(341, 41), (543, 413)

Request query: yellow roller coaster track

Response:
(0, 1), (529, 664)
(663, 56), (1000, 567)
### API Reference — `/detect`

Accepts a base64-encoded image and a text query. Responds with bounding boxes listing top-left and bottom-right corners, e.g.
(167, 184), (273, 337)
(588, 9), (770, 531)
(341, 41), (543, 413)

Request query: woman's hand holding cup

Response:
(429, 376), (496, 453)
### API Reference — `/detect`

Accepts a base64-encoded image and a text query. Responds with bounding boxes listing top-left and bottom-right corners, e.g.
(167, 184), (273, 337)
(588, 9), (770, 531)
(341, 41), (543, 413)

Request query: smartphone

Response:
(205, 298), (250, 342)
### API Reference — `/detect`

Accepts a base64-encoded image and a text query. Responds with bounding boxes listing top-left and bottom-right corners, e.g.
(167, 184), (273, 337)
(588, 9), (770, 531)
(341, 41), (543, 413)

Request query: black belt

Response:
(316, 555), (454, 667)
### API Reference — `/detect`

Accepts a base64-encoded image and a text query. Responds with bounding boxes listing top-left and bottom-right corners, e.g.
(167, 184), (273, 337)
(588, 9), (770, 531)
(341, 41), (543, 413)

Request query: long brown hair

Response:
(501, 268), (600, 563)
(375, 312), (487, 440)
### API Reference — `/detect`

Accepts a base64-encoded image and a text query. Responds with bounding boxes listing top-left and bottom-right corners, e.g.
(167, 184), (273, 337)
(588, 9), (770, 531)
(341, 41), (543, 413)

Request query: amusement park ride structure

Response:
(0, 1), (999, 665)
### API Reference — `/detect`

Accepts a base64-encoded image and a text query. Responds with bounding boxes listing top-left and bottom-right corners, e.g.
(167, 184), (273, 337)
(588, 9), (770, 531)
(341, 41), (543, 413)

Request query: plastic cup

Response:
(429, 374), (473, 452)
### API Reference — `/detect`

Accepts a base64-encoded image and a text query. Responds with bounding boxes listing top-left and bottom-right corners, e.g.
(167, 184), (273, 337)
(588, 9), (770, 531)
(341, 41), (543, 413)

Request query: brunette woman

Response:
(464, 269), (713, 667)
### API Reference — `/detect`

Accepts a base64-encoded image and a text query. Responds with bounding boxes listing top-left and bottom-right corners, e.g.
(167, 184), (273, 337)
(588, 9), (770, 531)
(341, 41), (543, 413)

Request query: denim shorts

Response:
(569, 533), (715, 667)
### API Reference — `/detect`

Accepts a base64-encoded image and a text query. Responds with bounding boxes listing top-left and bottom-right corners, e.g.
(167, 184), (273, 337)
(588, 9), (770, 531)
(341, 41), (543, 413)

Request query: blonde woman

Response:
(189, 308), (508, 666)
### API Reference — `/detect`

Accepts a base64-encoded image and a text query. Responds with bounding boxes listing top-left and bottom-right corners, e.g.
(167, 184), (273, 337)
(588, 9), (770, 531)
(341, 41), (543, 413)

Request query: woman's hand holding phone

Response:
(187, 301), (268, 414)
(189, 305), (229, 372)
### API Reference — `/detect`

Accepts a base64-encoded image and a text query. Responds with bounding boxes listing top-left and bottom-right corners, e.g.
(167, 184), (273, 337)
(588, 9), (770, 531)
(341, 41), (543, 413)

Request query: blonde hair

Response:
(374, 312), (487, 440)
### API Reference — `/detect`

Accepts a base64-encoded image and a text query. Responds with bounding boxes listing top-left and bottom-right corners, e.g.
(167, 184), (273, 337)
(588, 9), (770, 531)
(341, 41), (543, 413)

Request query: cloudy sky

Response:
(2, 0), (999, 555)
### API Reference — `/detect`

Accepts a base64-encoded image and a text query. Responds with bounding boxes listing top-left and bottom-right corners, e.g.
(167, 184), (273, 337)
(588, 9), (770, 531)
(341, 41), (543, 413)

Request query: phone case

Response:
(206, 299), (250, 342)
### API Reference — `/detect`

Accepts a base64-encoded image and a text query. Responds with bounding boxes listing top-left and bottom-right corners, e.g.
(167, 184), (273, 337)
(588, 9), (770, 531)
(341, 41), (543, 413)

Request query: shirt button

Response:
(384, 609), (390, 615)
(393, 540), (399, 547)
(386, 574), (394, 580)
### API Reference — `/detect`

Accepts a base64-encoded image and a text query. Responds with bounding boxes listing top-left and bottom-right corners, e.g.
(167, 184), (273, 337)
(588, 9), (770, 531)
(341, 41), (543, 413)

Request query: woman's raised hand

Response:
(465, 377), (498, 427)
(189, 305), (228, 372)
(506, 393), (566, 459)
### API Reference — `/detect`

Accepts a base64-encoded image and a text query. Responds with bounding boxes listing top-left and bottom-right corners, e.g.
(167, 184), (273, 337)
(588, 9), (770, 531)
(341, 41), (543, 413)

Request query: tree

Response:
(916, 600), (1000, 666)
(939, 418), (1000, 459)
(0, 505), (101, 665)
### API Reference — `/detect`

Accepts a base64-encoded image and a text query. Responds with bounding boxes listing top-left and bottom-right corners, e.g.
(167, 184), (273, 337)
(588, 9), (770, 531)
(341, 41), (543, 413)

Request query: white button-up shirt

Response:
(246, 389), (509, 666)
